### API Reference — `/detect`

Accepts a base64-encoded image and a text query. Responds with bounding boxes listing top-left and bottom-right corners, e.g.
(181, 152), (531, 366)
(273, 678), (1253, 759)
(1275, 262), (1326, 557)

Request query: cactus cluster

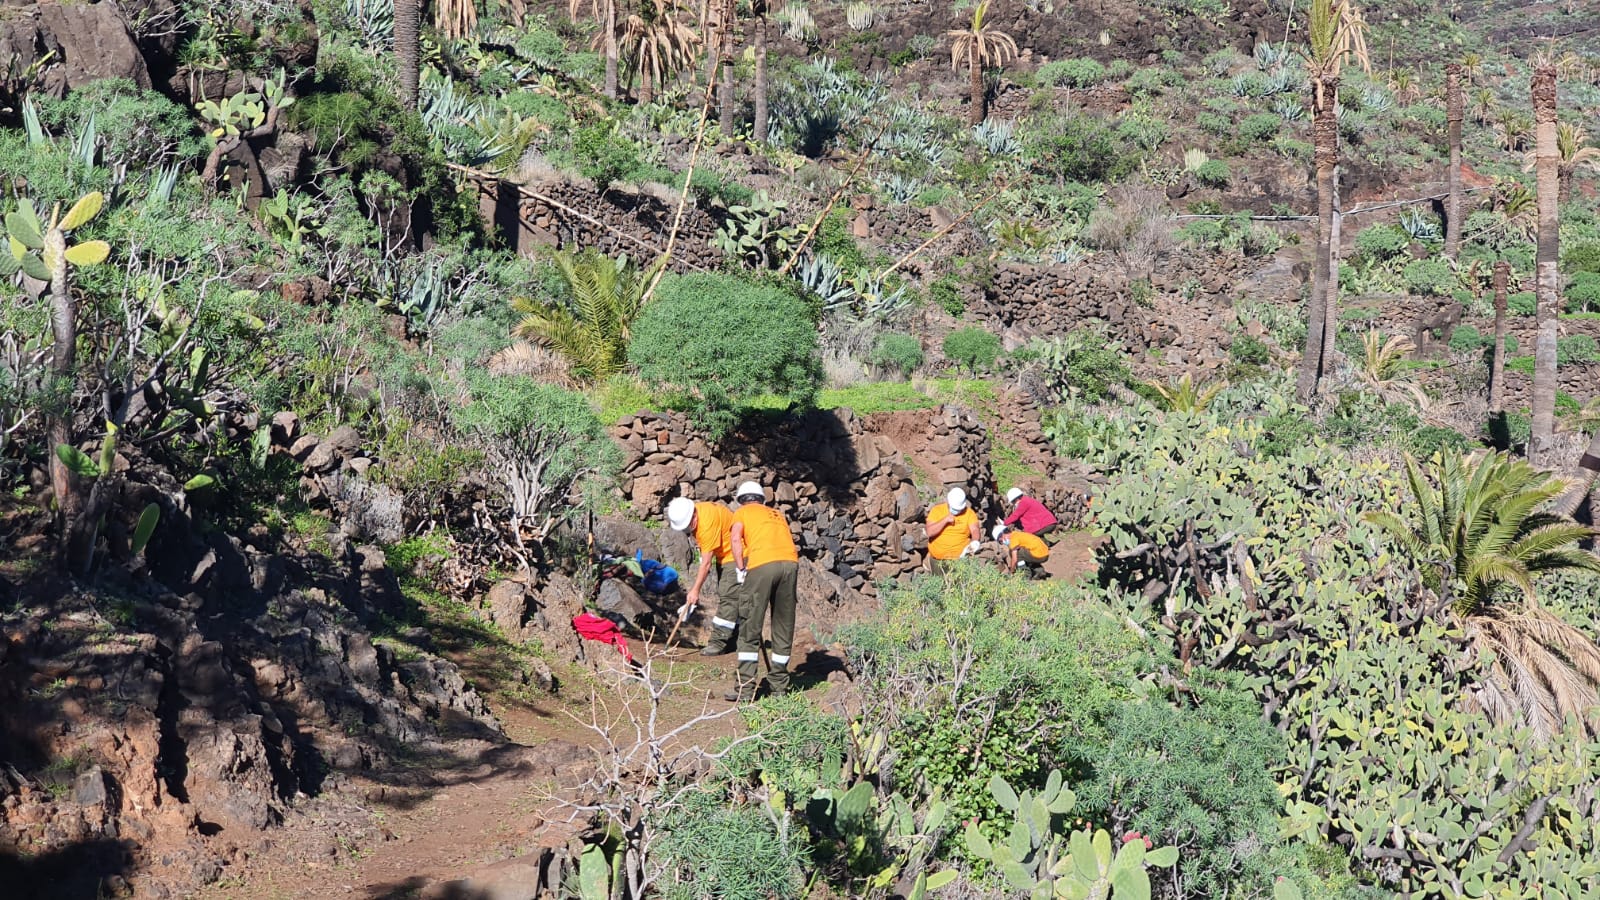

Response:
(963, 772), (1178, 900)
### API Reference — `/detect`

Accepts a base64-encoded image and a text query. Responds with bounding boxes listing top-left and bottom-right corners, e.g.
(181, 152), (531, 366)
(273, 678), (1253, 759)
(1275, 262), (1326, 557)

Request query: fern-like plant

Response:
(512, 249), (658, 382)
(1143, 372), (1224, 413)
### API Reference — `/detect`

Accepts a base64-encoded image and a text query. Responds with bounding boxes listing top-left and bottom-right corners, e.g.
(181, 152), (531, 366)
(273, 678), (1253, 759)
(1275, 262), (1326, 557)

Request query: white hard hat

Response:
(666, 497), (695, 531)
(947, 487), (969, 513)
(991, 523), (1006, 541)
(1006, 487), (1024, 504)
(734, 480), (764, 501)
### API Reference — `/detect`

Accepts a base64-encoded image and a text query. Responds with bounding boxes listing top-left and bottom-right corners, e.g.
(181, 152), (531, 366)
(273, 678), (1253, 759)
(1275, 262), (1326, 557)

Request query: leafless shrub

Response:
(1082, 185), (1172, 281)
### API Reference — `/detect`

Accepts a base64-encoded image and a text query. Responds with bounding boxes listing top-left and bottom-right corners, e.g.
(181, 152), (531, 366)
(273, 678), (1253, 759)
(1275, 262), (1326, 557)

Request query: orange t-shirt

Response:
(733, 503), (798, 569)
(693, 502), (734, 564)
(1007, 530), (1049, 559)
(926, 502), (979, 561)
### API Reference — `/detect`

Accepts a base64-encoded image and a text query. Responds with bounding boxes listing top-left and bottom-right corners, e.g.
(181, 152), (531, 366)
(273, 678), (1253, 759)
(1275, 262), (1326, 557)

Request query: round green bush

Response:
(1402, 258), (1455, 296)
(1557, 334), (1600, 365)
(1448, 323), (1484, 351)
(1508, 292), (1537, 316)
(1408, 425), (1474, 459)
(1193, 158), (1232, 187)
(1229, 334), (1272, 366)
(1562, 241), (1600, 275)
(629, 273), (822, 437)
(1566, 273), (1600, 312)
(1037, 57), (1108, 89)
(868, 332), (924, 377)
(943, 326), (1002, 373)
(1238, 112), (1281, 141)
(1354, 225), (1409, 262)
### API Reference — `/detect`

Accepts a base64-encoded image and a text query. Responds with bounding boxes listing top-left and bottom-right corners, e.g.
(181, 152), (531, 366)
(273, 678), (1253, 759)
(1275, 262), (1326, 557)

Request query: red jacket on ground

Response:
(1003, 495), (1058, 534)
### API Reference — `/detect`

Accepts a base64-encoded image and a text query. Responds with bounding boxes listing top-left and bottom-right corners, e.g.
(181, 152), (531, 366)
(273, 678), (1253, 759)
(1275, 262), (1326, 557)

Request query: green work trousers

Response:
(708, 560), (745, 633)
(736, 560), (798, 694)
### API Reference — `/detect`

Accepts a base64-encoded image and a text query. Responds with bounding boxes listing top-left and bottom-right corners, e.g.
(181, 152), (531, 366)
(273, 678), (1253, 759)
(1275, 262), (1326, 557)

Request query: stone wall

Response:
(611, 403), (1092, 601)
(467, 175), (725, 272)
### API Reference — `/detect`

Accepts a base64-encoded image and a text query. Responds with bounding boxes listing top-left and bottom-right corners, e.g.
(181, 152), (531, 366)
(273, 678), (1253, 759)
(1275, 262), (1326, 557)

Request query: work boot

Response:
(700, 624), (735, 656)
(764, 665), (791, 697)
(722, 677), (757, 703)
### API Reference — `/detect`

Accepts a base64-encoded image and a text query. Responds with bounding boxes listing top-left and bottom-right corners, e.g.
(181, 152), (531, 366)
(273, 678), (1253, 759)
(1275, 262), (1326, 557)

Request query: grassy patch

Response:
(595, 374), (657, 424)
(927, 377), (998, 409)
(1562, 312), (1600, 321)
(992, 442), (1044, 492)
(817, 381), (938, 414)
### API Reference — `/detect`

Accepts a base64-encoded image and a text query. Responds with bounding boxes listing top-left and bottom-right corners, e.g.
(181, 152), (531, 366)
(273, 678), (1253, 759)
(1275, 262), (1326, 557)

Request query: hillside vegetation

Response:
(3, 0), (1600, 898)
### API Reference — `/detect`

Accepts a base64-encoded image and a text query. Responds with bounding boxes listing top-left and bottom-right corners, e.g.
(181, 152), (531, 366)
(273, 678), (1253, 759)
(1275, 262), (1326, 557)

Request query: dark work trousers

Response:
(735, 560), (798, 694)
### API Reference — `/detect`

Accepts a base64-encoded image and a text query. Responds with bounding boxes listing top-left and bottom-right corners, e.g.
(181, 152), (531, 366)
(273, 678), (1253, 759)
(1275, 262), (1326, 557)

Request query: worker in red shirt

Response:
(1002, 487), (1059, 537)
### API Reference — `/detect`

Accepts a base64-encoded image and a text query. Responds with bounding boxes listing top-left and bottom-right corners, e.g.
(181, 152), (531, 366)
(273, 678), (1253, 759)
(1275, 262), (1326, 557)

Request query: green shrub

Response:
(1037, 58), (1108, 88)
(1257, 411), (1317, 458)
(1022, 114), (1143, 184)
(868, 332), (924, 377)
(1566, 273), (1600, 312)
(942, 327), (1001, 374)
(1508, 291), (1536, 316)
(1030, 329), (1131, 402)
(1448, 323), (1485, 351)
(1354, 224), (1409, 262)
(1402, 258), (1455, 296)
(1557, 334), (1600, 365)
(628, 273), (822, 437)
(928, 275), (964, 316)
(1562, 241), (1600, 274)
(653, 790), (809, 900)
(1124, 67), (1176, 96)
(36, 78), (203, 169)
(571, 120), (645, 191)
(1409, 425), (1474, 458)
(1195, 112), (1232, 136)
(1239, 112), (1282, 141)
(1230, 334), (1272, 366)
(1192, 158), (1232, 187)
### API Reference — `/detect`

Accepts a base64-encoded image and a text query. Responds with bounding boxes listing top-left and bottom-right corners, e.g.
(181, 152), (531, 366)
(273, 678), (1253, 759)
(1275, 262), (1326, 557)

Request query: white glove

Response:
(677, 602), (696, 622)
(962, 540), (981, 558)
(736, 567), (748, 584)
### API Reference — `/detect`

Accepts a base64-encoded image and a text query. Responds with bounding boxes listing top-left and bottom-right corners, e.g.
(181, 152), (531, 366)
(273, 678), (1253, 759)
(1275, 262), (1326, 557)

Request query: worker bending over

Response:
(925, 487), (981, 575)
(728, 480), (800, 701)
(666, 496), (740, 655)
(1003, 487), (1059, 537)
(994, 524), (1050, 578)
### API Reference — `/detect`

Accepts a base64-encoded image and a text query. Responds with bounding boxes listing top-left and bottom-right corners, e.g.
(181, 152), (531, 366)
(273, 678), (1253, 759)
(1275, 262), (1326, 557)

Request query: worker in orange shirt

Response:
(994, 524), (1050, 579)
(728, 480), (800, 701)
(924, 487), (981, 575)
(666, 496), (741, 655)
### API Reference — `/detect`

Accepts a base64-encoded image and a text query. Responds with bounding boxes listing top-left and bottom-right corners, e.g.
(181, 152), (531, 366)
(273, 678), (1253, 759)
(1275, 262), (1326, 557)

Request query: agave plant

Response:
(792, 252), (852, 309)
(1273, 95), (1307, 122)
(1365, 451), (1600, 739)
(1143, 372), (1225, 413)
(1254, 40), (1288, 70)
(971, 119), (1019, 156)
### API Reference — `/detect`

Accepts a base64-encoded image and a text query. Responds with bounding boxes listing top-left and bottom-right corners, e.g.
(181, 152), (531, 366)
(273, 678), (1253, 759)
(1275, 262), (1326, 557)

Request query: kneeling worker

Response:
(666, 496), (740, 655)
(1003, 487), (1059, 538)
(728, 481), (800, 701)
(925, 487), (981, 575)
(995, 524), (1050, 578)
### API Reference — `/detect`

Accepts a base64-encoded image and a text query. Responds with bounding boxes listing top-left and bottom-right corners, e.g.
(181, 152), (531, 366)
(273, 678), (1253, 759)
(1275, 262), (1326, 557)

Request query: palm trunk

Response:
(604, 0), (619, 99)
(1445, 62), (1463, 260)
(1552, 429), (1600, 518)
(1530, 65), (1560, 465)
(395, 0), (421, 111)
(1298, 74), (1339, 401)
(45, 242), (77, 541)
(1489, 260), (1509, 413)
(1319, 174), (1342, 374)
(752, 7), (768, 143)
(968, 44), (983, 127)
(717, 0), (735, 134)
(640, 67), (653, 105)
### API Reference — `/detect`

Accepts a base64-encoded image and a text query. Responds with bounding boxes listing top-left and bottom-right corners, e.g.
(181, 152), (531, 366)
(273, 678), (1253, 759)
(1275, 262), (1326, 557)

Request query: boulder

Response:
(486, 580), (529, 635)
(596, 579), (652, 628)
(0, 0), (153, 94)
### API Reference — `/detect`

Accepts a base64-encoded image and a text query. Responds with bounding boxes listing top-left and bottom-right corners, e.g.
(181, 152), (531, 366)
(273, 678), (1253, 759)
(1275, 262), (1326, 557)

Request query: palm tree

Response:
(1530, 63), (1559, 466)
(396, 0), (421, 110)
(511, 249), (657, 382)
(619, 0), (700, 104)
(572, 0), (622, 99)
(1488, 260), (1509, 414)
(946, 0), (1017, 127)
(1444, 62), (1463, 261)
(1295, 0), (1369, 401)
(1556, 122), (1600, 200)
(1366, 451), (1600, 740)
(752, 0), (769, 142)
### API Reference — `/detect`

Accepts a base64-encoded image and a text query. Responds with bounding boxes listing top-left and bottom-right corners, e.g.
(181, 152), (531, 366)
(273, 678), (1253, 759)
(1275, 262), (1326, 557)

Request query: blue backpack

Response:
(636, 551), (680, 594)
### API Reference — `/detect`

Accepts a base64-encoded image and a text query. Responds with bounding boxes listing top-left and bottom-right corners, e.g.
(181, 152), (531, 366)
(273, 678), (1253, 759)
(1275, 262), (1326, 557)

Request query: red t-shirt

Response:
(1003, 495), (1058, 534)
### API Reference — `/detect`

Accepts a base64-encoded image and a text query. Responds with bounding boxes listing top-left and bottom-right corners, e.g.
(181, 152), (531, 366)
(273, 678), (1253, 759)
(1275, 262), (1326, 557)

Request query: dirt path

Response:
(196, 636), (843, 900)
